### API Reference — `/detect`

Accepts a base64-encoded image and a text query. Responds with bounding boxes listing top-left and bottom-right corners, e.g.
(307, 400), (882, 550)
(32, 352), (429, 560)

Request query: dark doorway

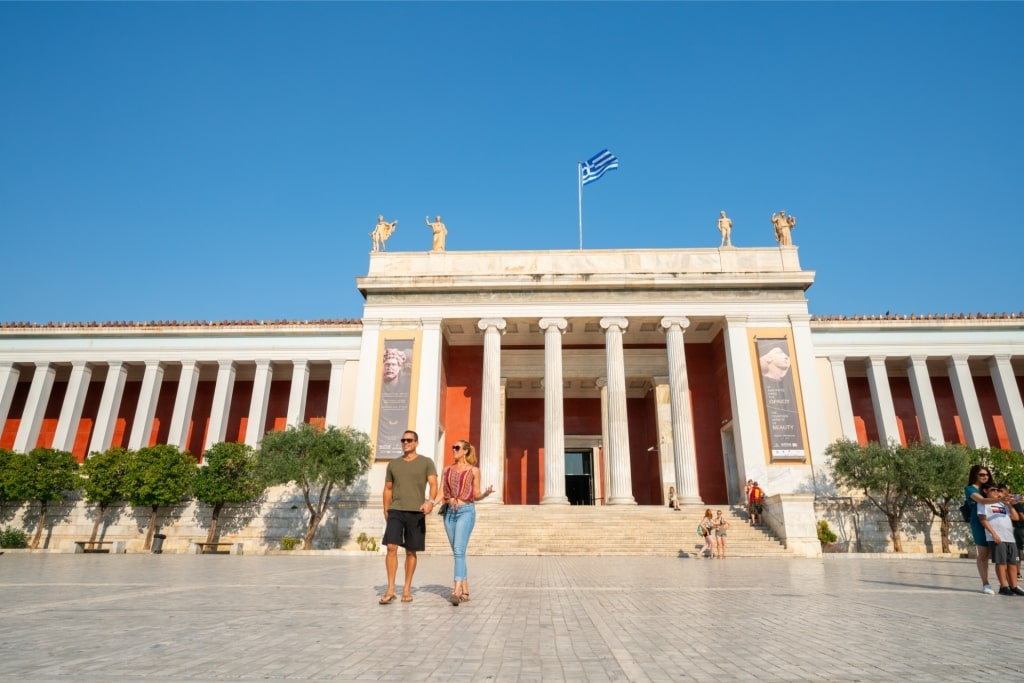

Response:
(565, 450), (594, 505)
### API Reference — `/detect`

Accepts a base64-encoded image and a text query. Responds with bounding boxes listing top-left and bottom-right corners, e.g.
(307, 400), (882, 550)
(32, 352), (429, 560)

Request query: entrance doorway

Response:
(565, 450), (595, 505)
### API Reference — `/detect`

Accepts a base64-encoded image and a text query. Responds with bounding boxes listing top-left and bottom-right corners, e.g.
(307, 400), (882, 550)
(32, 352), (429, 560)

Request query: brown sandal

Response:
(379, 594), (396, 605)
(459, 593), (470, 602)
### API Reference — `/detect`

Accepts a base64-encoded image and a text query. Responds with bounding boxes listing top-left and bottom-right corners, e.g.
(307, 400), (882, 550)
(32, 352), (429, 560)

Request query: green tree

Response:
(981, 447), (1024, 493)
(193, 441), (264, 544)
(80, 447), (131, 544)
(910, 442), (970, 553)
(257, 423), (373, 550)
(3, 448), (80, 549)
(827, 439), (917, 552)
(122, 445), (196, 550)
(0, 447), (16, 507)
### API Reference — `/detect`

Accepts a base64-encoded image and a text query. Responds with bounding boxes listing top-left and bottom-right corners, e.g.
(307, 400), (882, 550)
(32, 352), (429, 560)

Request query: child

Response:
(978, 482), (1024, 596)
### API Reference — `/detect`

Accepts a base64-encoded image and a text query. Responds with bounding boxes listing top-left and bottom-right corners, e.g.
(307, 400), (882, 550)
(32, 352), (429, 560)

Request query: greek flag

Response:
(581, 149), (619, 186)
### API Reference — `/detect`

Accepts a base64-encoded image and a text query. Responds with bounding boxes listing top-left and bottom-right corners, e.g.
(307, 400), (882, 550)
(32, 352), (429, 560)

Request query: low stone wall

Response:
(814, 497), (973, 555)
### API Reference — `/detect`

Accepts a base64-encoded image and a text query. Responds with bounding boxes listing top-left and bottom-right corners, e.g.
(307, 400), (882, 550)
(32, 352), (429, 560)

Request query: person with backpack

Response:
(748, 481), (765, 526)
(699, 509), (715, 558)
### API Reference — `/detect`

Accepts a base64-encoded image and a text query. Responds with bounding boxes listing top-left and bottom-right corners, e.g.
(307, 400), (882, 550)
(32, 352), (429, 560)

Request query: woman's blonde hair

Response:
(456, 440), (477, 466)
(704, 508), (713, 518)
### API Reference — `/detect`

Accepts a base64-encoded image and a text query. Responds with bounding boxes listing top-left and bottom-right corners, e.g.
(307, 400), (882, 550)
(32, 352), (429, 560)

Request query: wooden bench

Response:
(189, 541), (243, 555)
(72, 540), (121, 554)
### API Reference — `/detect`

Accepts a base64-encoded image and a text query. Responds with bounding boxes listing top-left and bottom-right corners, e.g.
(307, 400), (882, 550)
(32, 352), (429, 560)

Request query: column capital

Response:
(595, 377), (607, 389)
(599, 316), (629, 332)
(723, 314), (749, 327)
(867, 354), (888, 365)
(990, 354), (1012, 364)
(478, 317), (507, 333)
(254, 359), (273, 369)
(907, 355), (930, 365)
(828, 355), (847, 366)
(420, 317), (443, 330)
(950, 354), (971, 365)
(538, 317), (567, 332)
(788, 313), (812, 326)
(360, 318), (383, 332)
(659, 317), (690, 333)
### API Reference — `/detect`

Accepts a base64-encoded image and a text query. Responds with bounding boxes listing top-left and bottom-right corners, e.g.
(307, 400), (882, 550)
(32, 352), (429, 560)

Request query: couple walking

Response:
(379, 430), (492, 605)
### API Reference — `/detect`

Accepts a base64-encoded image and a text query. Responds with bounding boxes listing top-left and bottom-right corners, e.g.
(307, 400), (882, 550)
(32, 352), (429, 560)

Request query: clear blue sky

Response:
(2, 2), (1021, 324)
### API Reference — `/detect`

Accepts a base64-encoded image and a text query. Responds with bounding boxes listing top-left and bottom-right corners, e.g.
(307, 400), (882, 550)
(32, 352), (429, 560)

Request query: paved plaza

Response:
(0, 552), (1018, 682)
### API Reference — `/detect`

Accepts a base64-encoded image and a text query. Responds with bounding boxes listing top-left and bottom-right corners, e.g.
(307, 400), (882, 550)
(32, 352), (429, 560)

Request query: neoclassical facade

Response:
(2, 246), (1022, 550)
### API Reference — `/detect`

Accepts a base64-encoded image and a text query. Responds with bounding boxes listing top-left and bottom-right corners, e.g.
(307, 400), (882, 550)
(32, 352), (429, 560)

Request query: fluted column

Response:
(538, 317), (568, 505)
(947, 355), (989, 448)
(661, 317), (701, 504)
(89, 362), (128, 454)
(416, 317), (444, 466)
(866, 356), (900, 445)
(285, 360), (309, 428)
(0, 362), (22, 430)
(245, 360), (274, 447)
(14, 363), (57, 453)
(477, 318), (507, 504)
(596, 377), (610, 504)
(601, 317), (635, 505)
(906, 356), (944, 444)
(324, 360), (347, 429)
(128, 360), (165, 450)
(828, 356), (858, 441)
(205, 361), (237, 450)
(989, 355), (1024, 451)
(168, 361), (200, 452)
(53, 362), (93, 453)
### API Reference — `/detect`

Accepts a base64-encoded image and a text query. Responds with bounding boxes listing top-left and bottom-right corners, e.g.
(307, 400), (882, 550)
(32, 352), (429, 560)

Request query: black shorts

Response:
(383, 510), (427, 551)
(988, 540), (1020, 566)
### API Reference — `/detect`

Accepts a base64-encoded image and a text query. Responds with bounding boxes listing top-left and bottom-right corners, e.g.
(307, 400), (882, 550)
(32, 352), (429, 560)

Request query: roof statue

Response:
(425, 215), (447, 251)
(717, 210), (733, 248)
(370, 215), (398, 252)
(771, 210), (797, 246)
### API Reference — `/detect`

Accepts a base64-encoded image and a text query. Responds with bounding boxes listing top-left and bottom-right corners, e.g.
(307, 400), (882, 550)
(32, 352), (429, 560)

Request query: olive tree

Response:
(80, 447), (131, 544)
(3, 448), (80, 549)
(193, 441), (264, 544)
(827, 439), (918, 552)
(910, 442), (970, 553)
(257, 423), (373, 550)
(122, 445), (195, 550)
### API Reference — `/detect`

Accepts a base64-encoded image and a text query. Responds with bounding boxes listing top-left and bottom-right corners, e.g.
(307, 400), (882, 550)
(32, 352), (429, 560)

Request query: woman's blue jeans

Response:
(443, 502), (476, 581)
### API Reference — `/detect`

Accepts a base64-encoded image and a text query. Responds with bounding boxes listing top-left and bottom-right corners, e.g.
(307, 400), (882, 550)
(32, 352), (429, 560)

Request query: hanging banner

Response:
(755, 337), (806, 461)
(373, 337), (416, 460)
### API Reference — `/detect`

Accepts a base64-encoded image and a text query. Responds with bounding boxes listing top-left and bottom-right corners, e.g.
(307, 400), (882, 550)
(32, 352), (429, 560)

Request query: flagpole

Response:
(577, 162), (583, 250)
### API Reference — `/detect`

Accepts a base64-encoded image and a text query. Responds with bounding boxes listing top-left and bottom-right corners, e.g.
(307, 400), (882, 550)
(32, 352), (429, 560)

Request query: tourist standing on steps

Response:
(713, 510), (730, 558)
(433, 439), (493, 606)
(700, 509), (715, 558)
(380, 430), (438, 605)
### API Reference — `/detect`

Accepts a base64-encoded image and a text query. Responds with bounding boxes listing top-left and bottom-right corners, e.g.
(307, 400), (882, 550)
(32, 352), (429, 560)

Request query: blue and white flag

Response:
(580, 149), (619, 186)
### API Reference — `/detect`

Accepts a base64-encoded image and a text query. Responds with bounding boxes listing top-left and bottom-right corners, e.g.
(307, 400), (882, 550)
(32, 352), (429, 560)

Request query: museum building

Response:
(1, 246), (1022, 553)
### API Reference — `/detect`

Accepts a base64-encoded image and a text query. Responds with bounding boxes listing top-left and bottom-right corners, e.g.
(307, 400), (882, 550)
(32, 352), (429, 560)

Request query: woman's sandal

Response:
(459, 593), (470, 602)
(449, 592), (461, 606)
(379, 594), (396, 605)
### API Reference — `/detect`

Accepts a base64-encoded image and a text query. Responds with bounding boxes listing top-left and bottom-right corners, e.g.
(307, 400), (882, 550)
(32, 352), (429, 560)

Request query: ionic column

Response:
(906, 356), (944, 444)
(478, 318), (507, 504)
(596, 377), (610, 504)
(416, 318), (444, 465)
(285, 360), (309, 428)
(651, 376), (676, 500)
(989, 355), (1024, 451)
(204, 361), (237, 450)
(168, 361), (200, 452)
(324, 360), (347, 429)
(866, 356), (900, 445)
(89, 362), (128, 454)
(0, 362), (21, 429)
(947, 355), (989, 448)
(661, 317), (700, 504)
(538, 317), (568, 505)
(14, 363), (57, 453)
(245, 360), (274, 447)
(828, 356), (858, 441)
(53, 362), (93, 453)
(128, 360), (165, 450)
(722, 316), (764, 487)
(601, 317), (635, 505)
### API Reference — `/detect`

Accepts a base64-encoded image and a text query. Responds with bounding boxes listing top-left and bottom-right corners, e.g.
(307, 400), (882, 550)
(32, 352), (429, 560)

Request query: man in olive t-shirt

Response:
(380, 430), (438, 604)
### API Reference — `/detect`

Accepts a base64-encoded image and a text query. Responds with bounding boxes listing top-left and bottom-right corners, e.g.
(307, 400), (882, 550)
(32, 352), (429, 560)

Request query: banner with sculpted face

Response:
(755, 337), (806, 461)
(373, 337), (416, 460)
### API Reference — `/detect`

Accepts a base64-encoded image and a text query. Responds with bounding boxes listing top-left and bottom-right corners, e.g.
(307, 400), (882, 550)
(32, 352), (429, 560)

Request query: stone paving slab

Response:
(0, 553), (1017, 682)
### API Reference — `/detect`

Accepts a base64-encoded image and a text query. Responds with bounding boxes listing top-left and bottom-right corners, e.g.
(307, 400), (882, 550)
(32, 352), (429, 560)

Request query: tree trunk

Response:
(30, 500), (48, 549)
(206, 502), (224, 544)
(939, 514), (951, 554)
(303, 511), (322, 550)
(888, 516), (903, 552)
(144, 505), (160, 550)
(88, 503), (108, 544)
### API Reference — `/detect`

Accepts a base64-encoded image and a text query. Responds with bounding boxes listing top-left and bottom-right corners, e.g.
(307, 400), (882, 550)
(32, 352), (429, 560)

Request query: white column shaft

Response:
(168, 361), (200, 452)
(947, 356), (989, 448)
(285, 360), (309, 427)
(661, 317), (700, 505)
(906, 356), (944, 444)
(722, 316), (765, 486)
(415, 318), (444, 466)
(539, 318), (568, 505)
(789, 314), (831, 460)
(245, 360), (274, 447)
(989, 355), (1024, 451)
(478, 318), (507, 504)
(128, 361), (165, 450)
(53, 362), (93, 453)
(205, 361), (237, 450)
(601, 317), (635, 505)
(866, 356), (900, 445)
(324, 360), (347, 429)
(14, 363), (57, 452)
(89, 362), (128, 454)
(597, 378), (610, 504)
(828, 357), (859, 441)
(351, 319), (382, 435)
(0, 362), (21, 428)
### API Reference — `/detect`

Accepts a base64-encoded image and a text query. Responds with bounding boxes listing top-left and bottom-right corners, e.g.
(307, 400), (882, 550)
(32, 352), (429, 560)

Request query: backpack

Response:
(697, 523), (706, 537)
(751, 486), (764, 502)
(959, 498), (973, 523)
